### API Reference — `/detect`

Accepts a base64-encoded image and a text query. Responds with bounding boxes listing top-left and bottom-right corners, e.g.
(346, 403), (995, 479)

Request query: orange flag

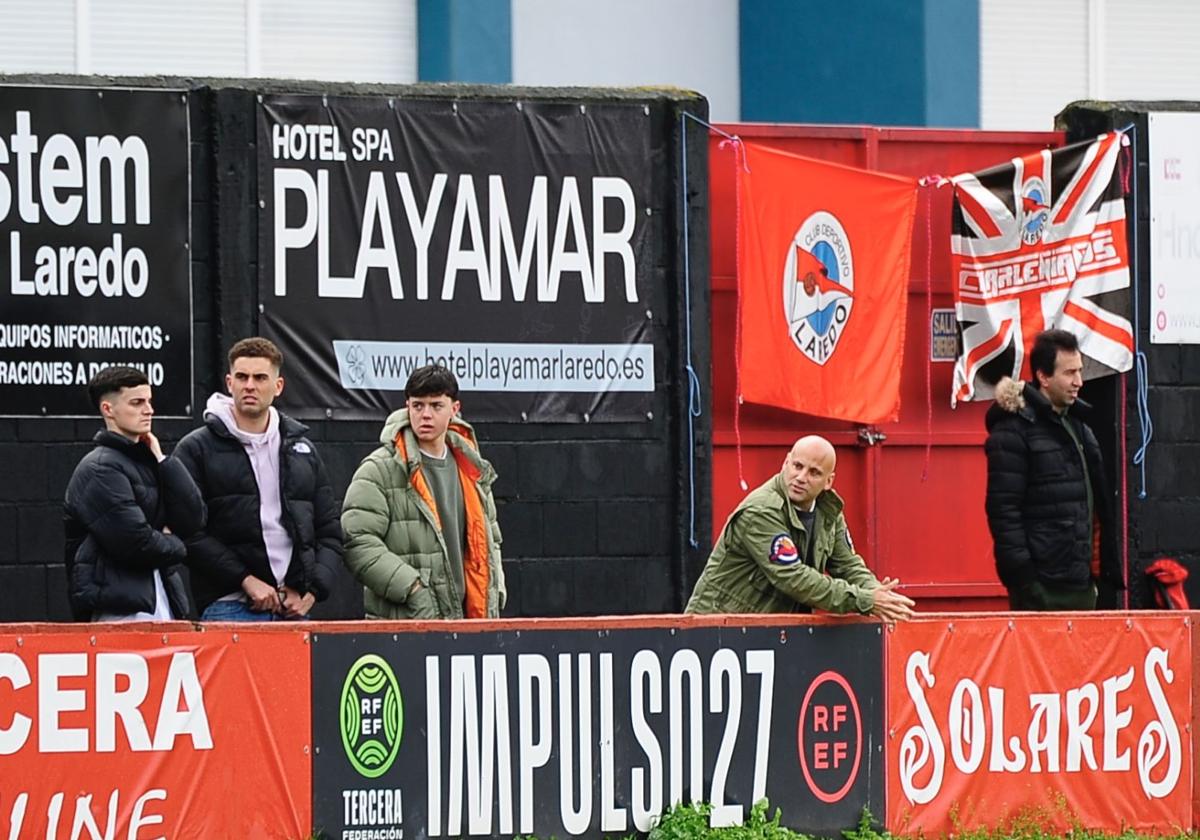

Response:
(734, 141), (918, 423)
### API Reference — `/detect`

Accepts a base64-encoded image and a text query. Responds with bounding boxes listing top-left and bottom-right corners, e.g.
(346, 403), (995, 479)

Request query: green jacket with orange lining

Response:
(341, 408), (504, 619)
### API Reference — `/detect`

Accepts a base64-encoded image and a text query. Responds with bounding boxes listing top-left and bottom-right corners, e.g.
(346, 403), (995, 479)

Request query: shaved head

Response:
(782, 435), (837, 506)
(793, 436), (836, 470)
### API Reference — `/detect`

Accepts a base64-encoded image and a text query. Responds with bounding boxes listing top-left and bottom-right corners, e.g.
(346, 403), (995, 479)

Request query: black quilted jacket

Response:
(63, 432), (205, 620)
(173, 413), (342, 613)
(984, 378), (1120, 592)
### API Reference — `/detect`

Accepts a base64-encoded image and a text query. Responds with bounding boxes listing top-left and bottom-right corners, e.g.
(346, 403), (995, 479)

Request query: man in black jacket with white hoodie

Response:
(174, 337), (342, 621)
(64, 366), (206, 621)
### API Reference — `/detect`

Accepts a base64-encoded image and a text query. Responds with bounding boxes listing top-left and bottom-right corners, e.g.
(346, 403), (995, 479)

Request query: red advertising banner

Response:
(886, 616), (1192, 835)
(0, 627), (311, 839)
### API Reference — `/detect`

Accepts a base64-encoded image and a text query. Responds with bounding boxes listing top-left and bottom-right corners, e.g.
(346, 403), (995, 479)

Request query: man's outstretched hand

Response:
(870, 577), (916, 625)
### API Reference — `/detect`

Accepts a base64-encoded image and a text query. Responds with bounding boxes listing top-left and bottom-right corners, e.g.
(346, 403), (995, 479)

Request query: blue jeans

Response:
(201, 600), (284, 622)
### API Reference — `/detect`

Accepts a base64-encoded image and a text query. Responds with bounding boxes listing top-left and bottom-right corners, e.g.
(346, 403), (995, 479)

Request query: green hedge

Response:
(517, 801), (1199, 840)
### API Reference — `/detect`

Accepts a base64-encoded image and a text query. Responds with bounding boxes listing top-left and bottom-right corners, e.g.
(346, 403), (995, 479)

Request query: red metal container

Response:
(708, 124), (1065, 611)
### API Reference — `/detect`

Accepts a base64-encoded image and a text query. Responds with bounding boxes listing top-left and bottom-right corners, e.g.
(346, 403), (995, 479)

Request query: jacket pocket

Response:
(1029, 439), (1067, 478)
(1028, 517), (1071, 553)
(1027, 518), (1083, 578)
(95, 560), (155, 615)
(407, 586), (439, 620)
(70, 537), (104, 617)
(295, 547), (316, 592)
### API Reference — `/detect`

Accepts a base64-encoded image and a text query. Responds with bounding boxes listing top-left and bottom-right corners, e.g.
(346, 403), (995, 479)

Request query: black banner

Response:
(311, 623), (883, 839)
(257, 95), (659, 421)
(0, 86), (192, 417)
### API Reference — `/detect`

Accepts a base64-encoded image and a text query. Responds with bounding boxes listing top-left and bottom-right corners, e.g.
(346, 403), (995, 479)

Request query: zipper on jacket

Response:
(276, 431), (310, 594)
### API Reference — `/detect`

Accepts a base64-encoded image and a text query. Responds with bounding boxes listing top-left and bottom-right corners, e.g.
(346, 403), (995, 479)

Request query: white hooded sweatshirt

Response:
(205, 393), (293, 592)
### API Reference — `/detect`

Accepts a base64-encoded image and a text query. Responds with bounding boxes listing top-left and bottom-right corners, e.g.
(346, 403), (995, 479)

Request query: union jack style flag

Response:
(950, 132), (1134, 406)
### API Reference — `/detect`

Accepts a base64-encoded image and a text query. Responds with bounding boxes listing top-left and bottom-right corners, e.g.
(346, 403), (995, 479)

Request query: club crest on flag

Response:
(1019, 176), (1050, 244)
(783, 211), (855, 366)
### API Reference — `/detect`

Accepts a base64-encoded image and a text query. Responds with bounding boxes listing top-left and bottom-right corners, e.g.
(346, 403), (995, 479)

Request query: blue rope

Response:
(678, 112), (710, 548)
(1122, 121), (1153, 498)
(676, 112), (739, 548)
(678, 112), (744, 549)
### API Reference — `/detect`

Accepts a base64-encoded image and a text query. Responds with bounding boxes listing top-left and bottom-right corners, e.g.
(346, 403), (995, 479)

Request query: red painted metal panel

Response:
(708, 123), (1065, 612)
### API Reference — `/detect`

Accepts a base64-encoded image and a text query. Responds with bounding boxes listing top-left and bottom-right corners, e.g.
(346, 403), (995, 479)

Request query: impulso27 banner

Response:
(257, 95), (658, 422)
(887, 616), (1192, 835)
(0, 629), (311, 839)
(0, 86), (192, 417)
(311, 623), (884, 839)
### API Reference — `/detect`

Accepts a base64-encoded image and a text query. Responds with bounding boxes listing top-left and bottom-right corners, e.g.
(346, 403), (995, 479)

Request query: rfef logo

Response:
(796, 669), (863, 803)
(783, 211), (854, 366)
(340, 654), (403, 779)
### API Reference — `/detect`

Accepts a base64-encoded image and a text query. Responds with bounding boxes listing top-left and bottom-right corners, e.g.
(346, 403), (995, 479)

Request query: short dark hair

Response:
(1029, 329), (1080, 379)
(228, 337), (283, 372)
(87, 365), (149, 410)
(404, 365), (458, 400)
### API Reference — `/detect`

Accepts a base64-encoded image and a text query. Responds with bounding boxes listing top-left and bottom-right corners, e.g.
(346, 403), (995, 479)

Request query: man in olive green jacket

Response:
(687, 436), (915, 621)
(342, 366), (504, 619)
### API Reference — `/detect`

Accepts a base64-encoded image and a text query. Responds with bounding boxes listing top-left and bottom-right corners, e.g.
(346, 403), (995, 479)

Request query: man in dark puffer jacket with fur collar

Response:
(984, 329), (1124, 610)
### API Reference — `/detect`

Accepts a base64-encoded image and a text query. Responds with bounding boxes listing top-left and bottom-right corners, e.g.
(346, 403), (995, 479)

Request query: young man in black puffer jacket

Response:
(174, 337), (342, 621)
(64, 366), (206, 621)
(984, 329), (1123, 610)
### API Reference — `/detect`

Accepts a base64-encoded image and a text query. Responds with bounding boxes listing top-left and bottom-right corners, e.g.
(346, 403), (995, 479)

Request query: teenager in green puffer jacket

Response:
(687, 435), (915, 622)
(341, 366), (504, 619)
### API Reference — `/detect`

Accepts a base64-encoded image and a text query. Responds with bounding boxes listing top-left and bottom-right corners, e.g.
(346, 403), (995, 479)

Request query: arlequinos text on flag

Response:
(782, 211), (855, 366)
(957, 228), (1122, 300)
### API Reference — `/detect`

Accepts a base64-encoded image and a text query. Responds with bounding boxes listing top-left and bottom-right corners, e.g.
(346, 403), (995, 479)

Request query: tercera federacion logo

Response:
(340, 653), (404, 778)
